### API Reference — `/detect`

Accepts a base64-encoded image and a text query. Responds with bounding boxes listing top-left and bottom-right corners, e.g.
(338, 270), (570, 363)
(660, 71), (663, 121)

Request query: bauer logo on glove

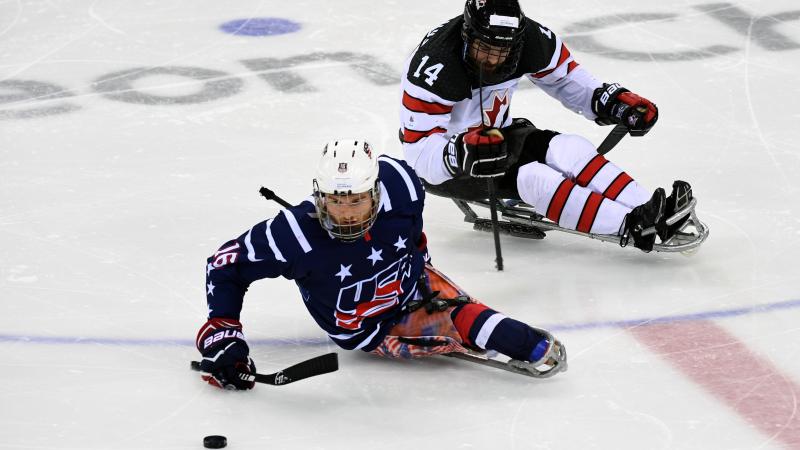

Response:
(202, 328), (245, 350)
(592, 83), (659, 135)
(195, 318), (257, 390)
(443, 127), (508, 178)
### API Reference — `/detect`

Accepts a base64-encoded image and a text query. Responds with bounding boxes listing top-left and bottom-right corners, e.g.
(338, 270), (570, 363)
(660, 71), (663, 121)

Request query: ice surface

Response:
(2, 0), (799, 448)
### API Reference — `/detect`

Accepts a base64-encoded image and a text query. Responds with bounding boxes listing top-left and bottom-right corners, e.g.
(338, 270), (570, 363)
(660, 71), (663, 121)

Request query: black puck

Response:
(203, 435), (227, 449)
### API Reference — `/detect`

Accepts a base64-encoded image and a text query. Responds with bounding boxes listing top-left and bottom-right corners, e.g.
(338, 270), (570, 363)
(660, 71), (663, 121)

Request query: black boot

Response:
(620, 188), (666, 252)
(657, 180), (693, 242)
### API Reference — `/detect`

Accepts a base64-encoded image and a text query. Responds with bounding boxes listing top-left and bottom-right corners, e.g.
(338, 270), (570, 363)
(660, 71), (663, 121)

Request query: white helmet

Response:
(313, 139), (381, 242)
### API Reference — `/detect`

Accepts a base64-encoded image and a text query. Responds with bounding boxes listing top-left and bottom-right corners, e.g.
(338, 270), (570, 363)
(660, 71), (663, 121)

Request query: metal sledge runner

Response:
(437, 192), (709, 254)
(446, 345), (567, 379)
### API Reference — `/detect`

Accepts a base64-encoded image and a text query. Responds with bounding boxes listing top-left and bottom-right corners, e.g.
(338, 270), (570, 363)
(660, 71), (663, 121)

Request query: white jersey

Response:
(399, 16), (603, 185)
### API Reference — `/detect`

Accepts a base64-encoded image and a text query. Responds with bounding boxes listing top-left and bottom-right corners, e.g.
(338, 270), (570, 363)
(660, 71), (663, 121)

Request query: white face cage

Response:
(313, 181), (381, 242)
(311, 139), (381, 242)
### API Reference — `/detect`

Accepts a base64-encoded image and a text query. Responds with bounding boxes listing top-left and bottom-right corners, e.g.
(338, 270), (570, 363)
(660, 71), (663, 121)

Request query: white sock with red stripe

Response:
(517, 162), (631, 235)
(545, 134), (651, 208)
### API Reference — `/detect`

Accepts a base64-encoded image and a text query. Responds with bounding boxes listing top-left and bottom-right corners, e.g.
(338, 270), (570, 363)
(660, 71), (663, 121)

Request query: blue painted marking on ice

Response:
(2, 298), (799, 347)
(219, 18), (301, 36)
(0, 334), (329, 347)
(548, 298), (800, 332)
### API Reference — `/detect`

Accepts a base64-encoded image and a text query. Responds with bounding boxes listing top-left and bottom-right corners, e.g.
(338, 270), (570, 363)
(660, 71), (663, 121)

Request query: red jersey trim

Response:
(402, 127), (447, 144)
(532, 44), (573, 79)
(402, 92), (453, 115)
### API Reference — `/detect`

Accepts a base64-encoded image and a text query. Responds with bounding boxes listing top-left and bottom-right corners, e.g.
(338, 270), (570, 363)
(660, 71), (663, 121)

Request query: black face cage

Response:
(313, 180), (382, 243)
(461, 4), (526, 84)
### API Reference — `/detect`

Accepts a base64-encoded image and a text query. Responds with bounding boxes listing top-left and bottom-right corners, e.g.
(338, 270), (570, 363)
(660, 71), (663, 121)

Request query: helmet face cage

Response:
(461, 0), (526, 84)
(312, 139), (381, 242)
(313, 180), (381, 242)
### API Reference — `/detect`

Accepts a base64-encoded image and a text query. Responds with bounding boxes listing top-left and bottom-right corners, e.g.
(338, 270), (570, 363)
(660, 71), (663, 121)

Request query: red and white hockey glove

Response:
(195, 318), (256, 390)
(592, 83), (659, 136)
(443, 128), (508, 178)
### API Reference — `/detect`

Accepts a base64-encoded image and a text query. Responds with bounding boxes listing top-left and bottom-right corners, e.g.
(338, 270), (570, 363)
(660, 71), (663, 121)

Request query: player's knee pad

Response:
(516, 162), (566, 211)
(544, 134), (598, 177)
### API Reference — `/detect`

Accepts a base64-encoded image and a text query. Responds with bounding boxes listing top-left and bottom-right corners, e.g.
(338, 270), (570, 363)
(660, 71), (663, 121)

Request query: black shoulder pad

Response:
(515, 17), (561, 75)
(405, 17), (473, 102)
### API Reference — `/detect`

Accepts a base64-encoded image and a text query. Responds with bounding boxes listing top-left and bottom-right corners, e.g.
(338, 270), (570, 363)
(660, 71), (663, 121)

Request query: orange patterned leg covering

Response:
(371, 265), (479, 358)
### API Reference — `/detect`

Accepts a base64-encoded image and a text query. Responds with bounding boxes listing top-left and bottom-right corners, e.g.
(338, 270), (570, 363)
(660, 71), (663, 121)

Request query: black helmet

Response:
(461, 0), (526, 84)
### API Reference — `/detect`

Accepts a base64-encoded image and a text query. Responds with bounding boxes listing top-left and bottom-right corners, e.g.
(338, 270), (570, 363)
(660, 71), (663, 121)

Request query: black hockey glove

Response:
(591, 83), (659, 136)
(443, 128), (508, 178)
(196, 318), (256, 390)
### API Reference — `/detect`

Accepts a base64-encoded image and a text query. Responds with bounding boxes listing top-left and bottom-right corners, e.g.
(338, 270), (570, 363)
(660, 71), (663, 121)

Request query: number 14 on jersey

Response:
(413, 55), (444, 86)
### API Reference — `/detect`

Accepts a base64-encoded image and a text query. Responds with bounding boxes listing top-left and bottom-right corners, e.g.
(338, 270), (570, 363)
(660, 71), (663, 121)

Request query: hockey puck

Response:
(203, 435), (227, 449)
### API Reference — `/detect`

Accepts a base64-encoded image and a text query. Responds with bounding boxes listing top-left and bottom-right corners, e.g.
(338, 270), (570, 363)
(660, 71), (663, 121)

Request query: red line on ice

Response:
(630, 320), (800, 448)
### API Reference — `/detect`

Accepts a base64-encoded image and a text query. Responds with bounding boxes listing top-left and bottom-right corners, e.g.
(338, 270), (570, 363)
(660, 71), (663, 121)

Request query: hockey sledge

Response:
(427, 186), (709, 253)
(445, 346), (567, 379)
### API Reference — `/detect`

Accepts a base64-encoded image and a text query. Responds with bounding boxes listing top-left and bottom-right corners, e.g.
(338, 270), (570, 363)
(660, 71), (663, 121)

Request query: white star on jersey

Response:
(393, 235), (407, 252)
(335, 264), (353, 282)
(207, 281), (215, 296)
(366, 247), (383, 266)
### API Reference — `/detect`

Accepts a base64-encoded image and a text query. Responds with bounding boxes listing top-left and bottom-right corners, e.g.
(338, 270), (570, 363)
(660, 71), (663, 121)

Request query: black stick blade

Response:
(264, 352), (339, 385)
(597, 123), (629, 155)
(190, 352), (339, 387)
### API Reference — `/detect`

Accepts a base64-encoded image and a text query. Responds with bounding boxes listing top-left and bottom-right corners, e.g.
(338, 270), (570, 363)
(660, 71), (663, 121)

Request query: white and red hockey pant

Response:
(516, 134), (651, 235)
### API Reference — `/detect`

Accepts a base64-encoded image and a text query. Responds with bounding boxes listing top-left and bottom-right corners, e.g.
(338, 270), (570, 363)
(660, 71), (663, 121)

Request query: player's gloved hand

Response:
(591, 83), (658, 136)
(443, 127), (508, 178)
(195, 318), (256, 390)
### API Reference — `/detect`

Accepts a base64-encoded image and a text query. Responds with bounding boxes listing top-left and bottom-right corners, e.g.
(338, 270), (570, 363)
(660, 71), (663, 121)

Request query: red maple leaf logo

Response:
(481, 90), (509, 128)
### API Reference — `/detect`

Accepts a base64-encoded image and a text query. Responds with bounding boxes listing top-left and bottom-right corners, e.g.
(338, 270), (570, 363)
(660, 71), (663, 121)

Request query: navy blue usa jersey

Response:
(204, 156), (427, 352)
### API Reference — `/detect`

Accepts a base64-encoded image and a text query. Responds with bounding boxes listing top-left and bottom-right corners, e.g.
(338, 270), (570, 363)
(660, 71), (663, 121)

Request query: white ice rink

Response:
(2, 0), (800, 448)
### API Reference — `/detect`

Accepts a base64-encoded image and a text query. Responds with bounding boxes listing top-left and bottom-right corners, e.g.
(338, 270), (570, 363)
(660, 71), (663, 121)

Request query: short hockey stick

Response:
(487, 179), (504, 271)
(478, 61), (504, 271)
(596, 106), (650, 155)
(190, 352), (338, 386)
(259, 186), (292, 208)
(596, 123), (628, 155)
